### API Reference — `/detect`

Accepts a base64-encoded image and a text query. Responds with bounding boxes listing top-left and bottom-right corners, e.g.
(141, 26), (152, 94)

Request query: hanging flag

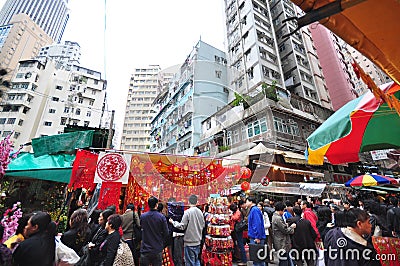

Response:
(94, 152), (132, 184)
(97, 181), (122, 211)
(69, 149), (98, 190)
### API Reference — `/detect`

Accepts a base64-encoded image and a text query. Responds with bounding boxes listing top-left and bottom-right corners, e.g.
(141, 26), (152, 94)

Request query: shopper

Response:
(97, 214), (123, 266)
(141, 196), (169, 265)
(120, 203), (140, 265)
(169, 194), (205, 266)
(246, 196), (266, 266)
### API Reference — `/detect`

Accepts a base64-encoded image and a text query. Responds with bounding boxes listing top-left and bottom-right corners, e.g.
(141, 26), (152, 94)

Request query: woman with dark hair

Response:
(364, 199), (390, 237)
(316, 206), (334, 242)
(12, 211), (57, 266)
(0, 224), (12, 266)
(88, 209), (102, 239)
(97, 214), (122, 266)
(3, 213), (33, 250)
(61, 208), (92, 255)
(88, 209), (114, 265)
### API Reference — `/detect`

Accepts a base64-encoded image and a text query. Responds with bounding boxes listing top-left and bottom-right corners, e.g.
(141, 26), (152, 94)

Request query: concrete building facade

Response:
(37, 41), (81, 70)
(0, 13), (53, 82)
(0, 0), (69, 42)
(0, 59), (106, 149)
(149, 40), (229, 156)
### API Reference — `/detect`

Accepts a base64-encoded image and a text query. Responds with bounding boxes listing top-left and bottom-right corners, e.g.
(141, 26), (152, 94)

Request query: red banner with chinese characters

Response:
(68, 149), (98, 190)
(98, 182), (122, 212)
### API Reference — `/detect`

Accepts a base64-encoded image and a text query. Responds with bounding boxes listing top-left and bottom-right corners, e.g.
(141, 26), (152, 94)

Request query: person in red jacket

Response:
(301, 201), (320, 241)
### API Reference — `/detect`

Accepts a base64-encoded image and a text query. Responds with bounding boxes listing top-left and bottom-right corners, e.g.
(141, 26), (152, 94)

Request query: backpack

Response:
(112, 240), (134, 266)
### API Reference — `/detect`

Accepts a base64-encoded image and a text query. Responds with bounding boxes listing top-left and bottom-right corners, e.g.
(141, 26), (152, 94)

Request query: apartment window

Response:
(241, 126), (247, 140)
(7, 118), (16, 124)
(89, 100), (94, 106)
(84, 121), (90, 127)
(2, 131), (11, 137)
(16, 73), (24, 78)
(64, 107), (69, 113)
(227, 131), (232, 146)
(94, 80), (99, 85)
(78, 98), (83, 104)
(0, 118), (6, 124)
(52, 97), (59, 102)
(18, 119), (23, 126)
(91, 90), (96, 95)
(233, 130), (240, 144)
(44, 121), (52, 126)
(49, 109), (56, 113)
(14, 132), (20, 139)
(215, 70), (222, 79)
(56, 85), (63, 90)
(86, 111), (91, 117)
(76, 108), (81, 115)
(60, 118), (67, 125)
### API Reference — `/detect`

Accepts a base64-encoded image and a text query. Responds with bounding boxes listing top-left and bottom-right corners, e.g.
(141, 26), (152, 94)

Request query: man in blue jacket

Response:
(246, 196), (267, 266)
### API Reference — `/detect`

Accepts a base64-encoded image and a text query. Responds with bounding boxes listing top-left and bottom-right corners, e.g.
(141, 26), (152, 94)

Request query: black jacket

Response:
(98, 231), (120, 266)
(89, 227), (108, 266)
(12, 232), (54, 266)
(61, 227), (92, 256)
(287, 216), (317, 253)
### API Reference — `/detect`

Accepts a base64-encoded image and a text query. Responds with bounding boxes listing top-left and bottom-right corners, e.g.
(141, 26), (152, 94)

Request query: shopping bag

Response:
(249, 243), (269, 262)
(55, 238), (80, 266)
(316, 241), (325, 266)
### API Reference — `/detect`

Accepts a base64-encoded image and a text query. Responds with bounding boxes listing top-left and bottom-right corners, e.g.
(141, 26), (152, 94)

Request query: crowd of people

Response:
(0, 193), (399, 266)
(228, 195), (400, 266)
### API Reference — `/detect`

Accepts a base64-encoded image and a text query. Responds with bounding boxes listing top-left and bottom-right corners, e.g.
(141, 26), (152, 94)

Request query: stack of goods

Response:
(202, 197), (234, 266)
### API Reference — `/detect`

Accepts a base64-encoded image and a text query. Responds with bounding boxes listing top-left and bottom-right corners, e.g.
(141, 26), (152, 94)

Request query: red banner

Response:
(97, 182), (122, 211)
(68, 149), (98, 190)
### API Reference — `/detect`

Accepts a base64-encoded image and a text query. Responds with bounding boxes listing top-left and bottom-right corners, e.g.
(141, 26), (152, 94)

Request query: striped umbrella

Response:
(345, 174), (398, 187)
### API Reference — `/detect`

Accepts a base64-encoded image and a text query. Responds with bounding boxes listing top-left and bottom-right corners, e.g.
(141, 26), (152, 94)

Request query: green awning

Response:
(5, 152), (75, 183)
(32, 130), (94, 157)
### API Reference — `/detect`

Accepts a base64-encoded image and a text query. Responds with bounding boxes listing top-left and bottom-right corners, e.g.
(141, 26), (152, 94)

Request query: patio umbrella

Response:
(345, 174), (398, 187)
(289, 0), (400, 84)
(306, 82), (400, 165)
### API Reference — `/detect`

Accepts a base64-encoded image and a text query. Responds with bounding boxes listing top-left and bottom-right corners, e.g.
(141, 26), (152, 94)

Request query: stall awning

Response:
(223, 150), (249, 166)
(5, 152), (75, 183)
(283, 151), (307, 164)
(254, 160), (325, 178)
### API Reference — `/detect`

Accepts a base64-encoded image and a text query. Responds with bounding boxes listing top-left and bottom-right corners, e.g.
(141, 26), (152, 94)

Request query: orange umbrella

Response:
(290, 0), (400, 84)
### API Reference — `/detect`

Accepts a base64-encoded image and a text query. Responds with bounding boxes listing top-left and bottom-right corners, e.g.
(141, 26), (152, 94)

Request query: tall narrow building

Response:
(0, 0), (69, 43)
(120, 65), (163, 152)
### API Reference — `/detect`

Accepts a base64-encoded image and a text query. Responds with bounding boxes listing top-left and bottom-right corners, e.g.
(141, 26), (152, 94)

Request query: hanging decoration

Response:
(68, 149), (98, 190)
(94, 152), (132, 184)
(97, 181), (122, 211)
(240, 181), (250, 191)
(240, 167), (252, 179)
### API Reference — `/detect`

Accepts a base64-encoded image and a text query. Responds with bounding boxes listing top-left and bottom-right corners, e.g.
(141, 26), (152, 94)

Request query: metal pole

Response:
(106, 110), (115, 148)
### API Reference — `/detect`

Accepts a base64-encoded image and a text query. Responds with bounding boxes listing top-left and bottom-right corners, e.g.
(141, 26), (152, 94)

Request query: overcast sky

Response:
(0, 0), (227, 146)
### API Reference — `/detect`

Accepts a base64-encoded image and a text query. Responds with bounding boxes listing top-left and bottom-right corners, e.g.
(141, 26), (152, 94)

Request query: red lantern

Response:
(241, 167), (252, 179)
(241, 181), (250, 191)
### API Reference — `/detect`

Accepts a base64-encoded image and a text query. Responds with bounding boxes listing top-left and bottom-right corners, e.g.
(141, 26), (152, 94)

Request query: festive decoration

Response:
(97, 182), (122, 211)
(69, 149), (98, 190)
(94, 152), (132, 184)
(203, 198), (233, 266)
(372, 236), (400, 266)
(240, 167), (252, 179)
(0, 133), (21, 179)
(1, 202), (22, 242)
(240, 181), (250, 191)
(261, 177), (270, 186)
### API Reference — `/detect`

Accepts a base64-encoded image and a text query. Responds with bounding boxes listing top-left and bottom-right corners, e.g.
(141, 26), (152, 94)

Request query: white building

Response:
(37, 41), (81, 70)
(0, 59), (106, 149)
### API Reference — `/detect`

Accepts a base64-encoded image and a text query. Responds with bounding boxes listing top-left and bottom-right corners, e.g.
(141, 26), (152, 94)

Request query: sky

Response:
(62, 0), (227, 146)
(0, 0), (227, 146)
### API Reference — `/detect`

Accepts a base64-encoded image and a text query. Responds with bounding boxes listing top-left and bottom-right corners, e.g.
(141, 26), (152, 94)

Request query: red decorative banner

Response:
(68, 149), (98, 190)
(98, 182), (122, 212)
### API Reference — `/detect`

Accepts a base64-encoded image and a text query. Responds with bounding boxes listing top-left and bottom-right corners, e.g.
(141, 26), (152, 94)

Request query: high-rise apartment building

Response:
(195, 0), (332, 162)
(0, 58), (106, 149)
(36, 40), (81, 70)
(120, 65), (163, 152)
(0, 0), (69, 42)
(149, 40), (229, 156)
(0, 13), (53, 81)
(310, 24), (392, 110)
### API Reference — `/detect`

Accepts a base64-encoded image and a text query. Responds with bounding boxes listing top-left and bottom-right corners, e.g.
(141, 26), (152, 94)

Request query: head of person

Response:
(70, 208), (89, 233)
(16, 213), (34, 237)
(99, 209), (114, 227)
(148, 196), (159, 210)
(188, 195), (198, 206)
(245, 196), (257, 207)
(257, 202), (264, 211)
(126, 203), (135, 212)
(25, 211), (55, 238)
(264, 199), (270, 206)
(343, 201), (351, 210)
(106, 205), (116, 214)
(274, 201), (286, 216)
(389, 197), (399, 207)
(346, 208), (371, 236)
(157, 202), (164, 212)
(301, 200), (311, 210)
(317, 206), (332, 223)
(330, 204), (340, 213)
(106, 214), (122, 232)
(238, 199), (246, 209)
(284, 200), (293, 208)
(89, 209), (102, 225)
(229, 203), (238, 213)
(292, 206), (302, 217)
(358, 200), (364, 207)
